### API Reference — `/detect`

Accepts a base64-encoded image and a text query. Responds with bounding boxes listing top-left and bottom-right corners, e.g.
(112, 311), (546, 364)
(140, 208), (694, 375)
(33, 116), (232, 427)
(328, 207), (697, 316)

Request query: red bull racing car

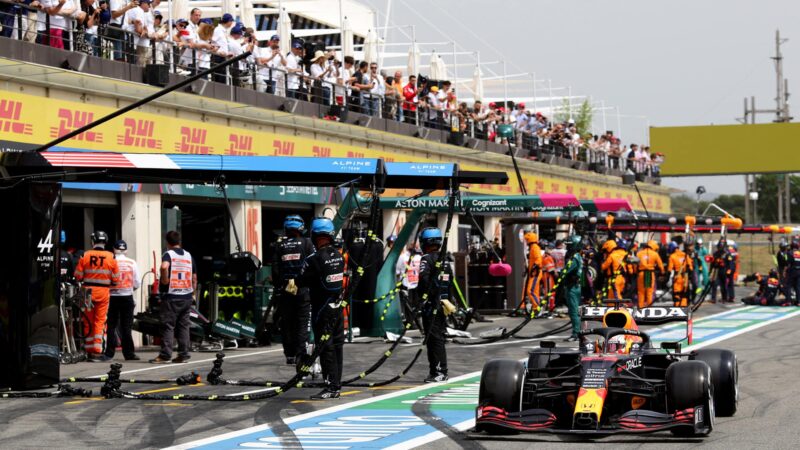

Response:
(475, 306), (738, 437)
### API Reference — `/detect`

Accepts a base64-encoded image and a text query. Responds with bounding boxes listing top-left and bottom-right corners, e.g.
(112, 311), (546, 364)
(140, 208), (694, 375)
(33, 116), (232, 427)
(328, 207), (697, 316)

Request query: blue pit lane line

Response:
(167, 306), (800, 450)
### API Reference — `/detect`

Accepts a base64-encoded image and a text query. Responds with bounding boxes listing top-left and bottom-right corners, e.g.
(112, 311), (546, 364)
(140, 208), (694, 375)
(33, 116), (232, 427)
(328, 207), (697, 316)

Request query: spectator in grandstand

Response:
(76, 0), (99, 55)
(440, 80), (451, 100)
(383, 75), (400, 120)
(402, 74), (417, 124)
(254, 34), (285, 94)
(353, 61), (374, 114)
(633, 143), (648, 173)
(513, 104), (529, 146)
(341, 55), (356, 106)
(326, 57), (340, 102)
(194, 21), (214, 76)
(454, 102), (469, 132)
(104, 0), (136, 61)
(524, 111), (546, 137)
(445, 87), (458, 123)
(389, 71), (403, 121)
(151, 10), (172, 64)
(309, 50), (334, 105)
(41, 0), (85, 50)
(469, 100), (487, 139)
(4, 0), (36, 42)
(174, 18), (195, 74)
(426, 85), (442, 129)
(123, 0), (154, 66)
(186, 6), (200, 34)
(285, 39), (305, 100)
(368, 63), (384, 117)
(608, 138), (622, 169)
(0, 1), (14, 38)
(210, 13), (233, 83)
(227, 24), (247, 86)
(510, 102), (525, 121)
(651, 152), (663, 177)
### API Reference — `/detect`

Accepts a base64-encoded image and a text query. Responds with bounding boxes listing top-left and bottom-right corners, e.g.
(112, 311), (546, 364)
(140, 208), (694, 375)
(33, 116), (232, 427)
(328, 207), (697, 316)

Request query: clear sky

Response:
(360, 0), (800, 195)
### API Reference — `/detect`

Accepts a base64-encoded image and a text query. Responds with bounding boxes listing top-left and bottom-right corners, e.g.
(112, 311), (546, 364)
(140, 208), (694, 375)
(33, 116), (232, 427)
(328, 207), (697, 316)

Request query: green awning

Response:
(380, 193), (581, 214)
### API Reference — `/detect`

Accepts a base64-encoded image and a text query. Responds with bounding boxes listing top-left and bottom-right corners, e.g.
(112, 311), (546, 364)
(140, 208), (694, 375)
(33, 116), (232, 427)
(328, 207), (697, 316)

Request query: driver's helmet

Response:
(606, 335), (630, 354)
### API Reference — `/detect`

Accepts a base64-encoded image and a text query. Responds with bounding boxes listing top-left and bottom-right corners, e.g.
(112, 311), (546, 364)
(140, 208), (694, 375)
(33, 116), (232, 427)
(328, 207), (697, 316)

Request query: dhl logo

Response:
(175, 126), (212, 154)
(50, 109), (102, 142)
(272, 139), (294, 156)
(117, 118), (162, 149)
(0, 100), (33, 135)
(226, 134), (254, 155)
(312, 145), (331, 158)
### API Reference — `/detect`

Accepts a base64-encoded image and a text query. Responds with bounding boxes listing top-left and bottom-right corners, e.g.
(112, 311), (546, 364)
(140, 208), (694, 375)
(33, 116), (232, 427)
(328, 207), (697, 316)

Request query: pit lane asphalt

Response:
(0, 296), (790, 449)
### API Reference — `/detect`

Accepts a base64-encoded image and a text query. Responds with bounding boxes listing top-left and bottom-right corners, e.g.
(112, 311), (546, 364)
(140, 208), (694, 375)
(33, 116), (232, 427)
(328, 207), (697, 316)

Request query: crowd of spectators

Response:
(0, 0), (662, 179)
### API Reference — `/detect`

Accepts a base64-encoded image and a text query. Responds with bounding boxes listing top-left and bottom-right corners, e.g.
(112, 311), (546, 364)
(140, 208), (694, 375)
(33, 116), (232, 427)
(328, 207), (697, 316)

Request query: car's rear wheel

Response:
(691, 348), (738, 416)
(666, 360), (714, 436)
(477, 359), (525, 433)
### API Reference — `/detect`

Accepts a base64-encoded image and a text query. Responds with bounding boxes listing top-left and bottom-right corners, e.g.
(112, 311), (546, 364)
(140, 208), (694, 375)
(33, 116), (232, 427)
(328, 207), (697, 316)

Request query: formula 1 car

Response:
(475, 306), (738, 436)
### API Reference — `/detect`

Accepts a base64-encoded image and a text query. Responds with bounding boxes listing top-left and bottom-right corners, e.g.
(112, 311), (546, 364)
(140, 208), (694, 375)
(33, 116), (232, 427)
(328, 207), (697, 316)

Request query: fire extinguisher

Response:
(148, 250), (160, 310)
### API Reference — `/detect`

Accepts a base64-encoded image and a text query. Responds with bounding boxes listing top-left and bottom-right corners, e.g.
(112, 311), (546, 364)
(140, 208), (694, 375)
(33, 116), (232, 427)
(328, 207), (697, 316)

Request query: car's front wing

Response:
(475, 405), (710, 435)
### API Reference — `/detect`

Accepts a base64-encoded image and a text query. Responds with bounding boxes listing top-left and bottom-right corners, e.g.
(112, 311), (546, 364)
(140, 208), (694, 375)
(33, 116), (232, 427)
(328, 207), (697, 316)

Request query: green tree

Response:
(713, 194), (746, 219)
(554, 99), (594, 136)
(754, 174), (800, 223)
(670, 194), (710, 216)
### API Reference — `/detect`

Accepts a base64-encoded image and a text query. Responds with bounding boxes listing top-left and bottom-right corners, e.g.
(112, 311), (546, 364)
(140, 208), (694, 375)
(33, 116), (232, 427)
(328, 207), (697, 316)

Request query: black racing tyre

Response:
(690, 348), (738, 417)
(666, 360), (714, 436)
(477, 359), (525, 433)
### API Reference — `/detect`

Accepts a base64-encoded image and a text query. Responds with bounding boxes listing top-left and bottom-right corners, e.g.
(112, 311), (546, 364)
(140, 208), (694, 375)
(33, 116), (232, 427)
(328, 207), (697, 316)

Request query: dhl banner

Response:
(0, 90), (669, 212)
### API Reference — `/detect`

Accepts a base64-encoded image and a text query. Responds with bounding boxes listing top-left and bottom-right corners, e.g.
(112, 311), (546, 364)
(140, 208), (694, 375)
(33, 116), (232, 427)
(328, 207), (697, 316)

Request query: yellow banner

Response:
(652, 122), (800, 176)
(0, 89), (669, 212)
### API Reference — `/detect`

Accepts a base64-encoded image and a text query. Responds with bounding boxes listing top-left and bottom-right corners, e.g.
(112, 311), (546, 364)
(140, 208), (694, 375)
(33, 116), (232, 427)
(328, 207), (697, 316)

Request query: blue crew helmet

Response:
(310, 217), (335, 239)
(284, 215), (306, 234)
(420, 227), (443, 248)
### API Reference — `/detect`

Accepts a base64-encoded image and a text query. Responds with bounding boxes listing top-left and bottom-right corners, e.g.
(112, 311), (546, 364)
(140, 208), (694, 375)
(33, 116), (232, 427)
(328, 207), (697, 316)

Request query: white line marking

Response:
(163, 371), (481, 450)
(383, 418), (474, 450)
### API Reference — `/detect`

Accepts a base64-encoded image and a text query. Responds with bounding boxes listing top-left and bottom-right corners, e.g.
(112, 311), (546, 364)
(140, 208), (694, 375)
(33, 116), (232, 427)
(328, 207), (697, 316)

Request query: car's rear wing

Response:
(581, 305), (693, 345)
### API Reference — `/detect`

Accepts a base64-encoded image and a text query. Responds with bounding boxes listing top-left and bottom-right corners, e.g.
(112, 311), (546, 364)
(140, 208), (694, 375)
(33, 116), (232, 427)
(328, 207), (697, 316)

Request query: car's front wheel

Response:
(666, 360), (714, 436)
(476, 359), (525, 433)
(691, 348), (738, 417)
